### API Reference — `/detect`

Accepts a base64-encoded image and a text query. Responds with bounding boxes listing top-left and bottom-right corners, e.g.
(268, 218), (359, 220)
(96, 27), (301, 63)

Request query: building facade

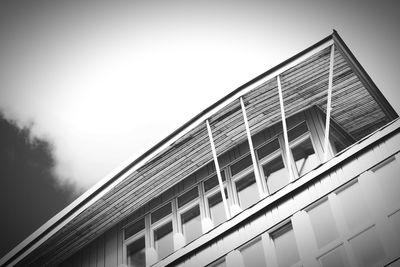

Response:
(1, 31), (400, 267)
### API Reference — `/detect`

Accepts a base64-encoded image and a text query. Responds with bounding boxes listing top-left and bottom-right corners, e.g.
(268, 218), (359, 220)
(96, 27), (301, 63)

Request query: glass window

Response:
(263, 155), (288, 194)
(151, 203), (172, 224)
(181, 205), (202, 244)
(178, 187), (199, 208)
(127, 236), (146, 267)
(204, 172), (226, 192)
(288, 121), (308, 142)
(208, 190), (227, 226)
(231, 155), (253, 176)
(349, 226), (386, 267)
(154, 221), (174, 260)
(257, 138), (280, 160)
(125, 218), (145, 240)
(240, 238), (267, 267)
(291, 137), (319, 176)
(272, 223), (300, 267)
(319, 245), (348, 267)
(308, 200), (339, 248)
(235, 173), (259, 209)
(333, 139), (347, 154)
(337, 182), (370, 231)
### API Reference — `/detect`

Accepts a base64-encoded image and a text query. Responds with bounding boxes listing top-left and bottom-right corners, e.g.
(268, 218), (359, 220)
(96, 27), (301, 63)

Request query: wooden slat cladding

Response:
(18, 40), (396, 266)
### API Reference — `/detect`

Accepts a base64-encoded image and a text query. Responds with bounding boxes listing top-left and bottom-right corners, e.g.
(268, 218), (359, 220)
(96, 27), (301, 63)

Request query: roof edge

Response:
(1, 32), (344, 266)
(332, 30), (398, 120)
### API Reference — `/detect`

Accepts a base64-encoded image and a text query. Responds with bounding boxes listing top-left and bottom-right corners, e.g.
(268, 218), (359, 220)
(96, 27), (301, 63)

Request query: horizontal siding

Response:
(60, 223), (123, 267)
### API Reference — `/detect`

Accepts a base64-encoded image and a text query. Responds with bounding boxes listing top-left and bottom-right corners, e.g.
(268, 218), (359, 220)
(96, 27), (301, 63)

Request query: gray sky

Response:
(1, 0), (400, 192)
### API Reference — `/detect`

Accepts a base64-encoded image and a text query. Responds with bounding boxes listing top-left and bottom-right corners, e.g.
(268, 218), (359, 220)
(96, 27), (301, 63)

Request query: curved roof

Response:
(1, 30), (397, 266)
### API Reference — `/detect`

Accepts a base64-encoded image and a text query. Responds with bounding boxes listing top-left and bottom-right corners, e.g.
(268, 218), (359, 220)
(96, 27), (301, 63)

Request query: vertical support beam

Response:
(206, 120), (231, 219)
(240, 97), (265, 198)
(277, 75), (293, 181)
(323, 44), (335, 162)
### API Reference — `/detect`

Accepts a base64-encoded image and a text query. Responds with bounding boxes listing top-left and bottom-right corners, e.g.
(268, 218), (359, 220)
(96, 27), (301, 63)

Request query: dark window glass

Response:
(231, 155), (253, 176)
(235, 173), (258, 209)
(208, 190), (227, 226)
(154, 221), (173, 259)
(204, 172), (226, 192)
(151, 203), (172, 224)
(288, 121), (308, 142)
(127, 236), (146, 267)
(263, 155), (288, 194)
(181, 205), (202, 243)
(178, 187), (199, 208)
(291, 137), (319, 176)
(257, 138), (280, 159)
(125, 218), (145, 240)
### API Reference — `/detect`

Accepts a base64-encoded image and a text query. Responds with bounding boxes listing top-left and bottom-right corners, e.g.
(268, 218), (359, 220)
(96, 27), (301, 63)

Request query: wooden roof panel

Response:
(12, 33), (398, 266)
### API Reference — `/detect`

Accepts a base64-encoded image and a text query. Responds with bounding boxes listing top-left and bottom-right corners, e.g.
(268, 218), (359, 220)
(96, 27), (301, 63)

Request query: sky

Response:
(1, 0), (400, 258)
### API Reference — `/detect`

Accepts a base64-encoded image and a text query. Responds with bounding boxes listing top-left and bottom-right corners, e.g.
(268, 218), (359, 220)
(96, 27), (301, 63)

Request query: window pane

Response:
(181, 205), (202, 244)
(240, 238), (267, 267)
(257, 138), (280, 159)
(308, 200), (339, 248)
(263, 155), (288, 194)
(333, 139), (346, 154)
(178, 187), (199, 208)
(204, 172), (226, 192)
(127, 236), (146, 267)
(272, 224), (300, 267)
(319, 245), (348, 267)
(288, 121), (308, 142)
(125, 218), (145, 240)
(151, 203), (172, 224)
(208, 191), (227, 226)
(337, 183), (370, 230)
(291, 137), (319, 176)
(231, 155), (253, 176)
(235, 173), (259, 209)
(349, 226), (386, 267)
(154, 221), (174, 259)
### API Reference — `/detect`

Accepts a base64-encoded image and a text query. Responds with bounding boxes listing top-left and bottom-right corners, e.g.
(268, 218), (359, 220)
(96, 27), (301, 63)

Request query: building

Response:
(1, 30), (400, 267)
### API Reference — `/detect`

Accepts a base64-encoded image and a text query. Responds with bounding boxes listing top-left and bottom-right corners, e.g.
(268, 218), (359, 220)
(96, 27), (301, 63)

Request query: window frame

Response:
(229, 158), (259, 210)
(202, 172), (229, 227)
(150, 202), (175, 261)
(123, 217), (148, 267)
(288, 130), (321, 179)
(176, 185), (203, 245)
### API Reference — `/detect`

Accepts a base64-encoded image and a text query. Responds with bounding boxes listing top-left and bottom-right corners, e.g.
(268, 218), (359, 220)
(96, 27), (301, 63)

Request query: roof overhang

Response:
(1, 30), (397, 266)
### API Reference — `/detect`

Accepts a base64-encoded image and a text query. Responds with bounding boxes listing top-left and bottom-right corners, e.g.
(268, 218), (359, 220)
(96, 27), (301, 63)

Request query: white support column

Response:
(206, 120), (231, 219)
(323, 44), (335, 162)
(277, 75), (293, 181)
(240, 97), (266, 198)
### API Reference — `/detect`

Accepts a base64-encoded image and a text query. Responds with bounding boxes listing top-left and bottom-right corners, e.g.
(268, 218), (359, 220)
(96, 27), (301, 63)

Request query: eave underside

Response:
(16, 36), (396, 266)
